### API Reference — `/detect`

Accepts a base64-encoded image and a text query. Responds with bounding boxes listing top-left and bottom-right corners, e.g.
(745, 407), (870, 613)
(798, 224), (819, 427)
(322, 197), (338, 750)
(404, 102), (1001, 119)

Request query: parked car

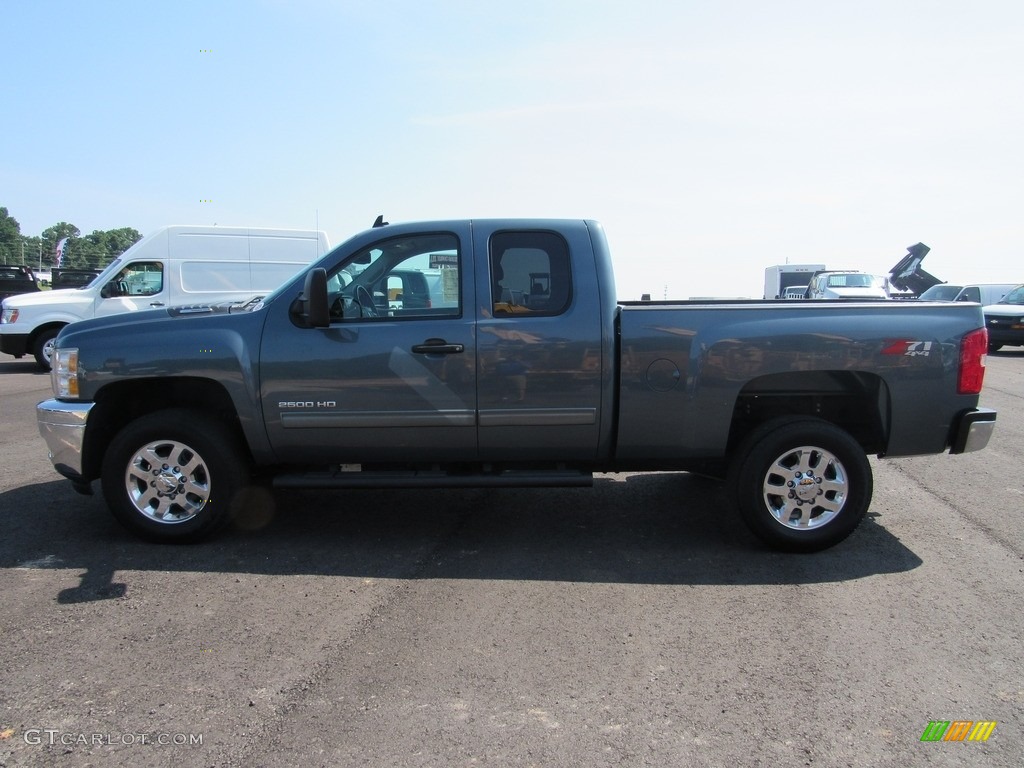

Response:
(805, 270), (889, 300)
(983, 284), (1024, 352)
(918, 283), (1016, 306)
(782, 286), (807, 299)
(0, 265), (41, 303)
(51, 268), (103, 290)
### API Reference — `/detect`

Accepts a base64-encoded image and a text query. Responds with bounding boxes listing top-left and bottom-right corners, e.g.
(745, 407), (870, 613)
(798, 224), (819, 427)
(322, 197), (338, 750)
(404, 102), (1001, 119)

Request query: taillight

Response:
(958, 327), (988, 395)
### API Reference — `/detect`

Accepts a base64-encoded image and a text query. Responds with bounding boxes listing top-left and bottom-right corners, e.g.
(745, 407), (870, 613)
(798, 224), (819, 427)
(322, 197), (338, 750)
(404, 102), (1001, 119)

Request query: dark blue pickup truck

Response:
(37, 219), (996, 551)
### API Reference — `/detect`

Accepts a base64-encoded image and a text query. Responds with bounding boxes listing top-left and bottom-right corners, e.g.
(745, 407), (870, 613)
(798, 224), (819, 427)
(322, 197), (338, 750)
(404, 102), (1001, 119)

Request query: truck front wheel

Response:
(33, 327), (61, 370)
(101, 409), (249, 543)
(730, 418), (872, 552)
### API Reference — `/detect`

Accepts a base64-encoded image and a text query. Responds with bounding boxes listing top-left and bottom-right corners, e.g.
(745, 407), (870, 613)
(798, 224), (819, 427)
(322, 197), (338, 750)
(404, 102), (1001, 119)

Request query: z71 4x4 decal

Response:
(882, 340), (933, 357)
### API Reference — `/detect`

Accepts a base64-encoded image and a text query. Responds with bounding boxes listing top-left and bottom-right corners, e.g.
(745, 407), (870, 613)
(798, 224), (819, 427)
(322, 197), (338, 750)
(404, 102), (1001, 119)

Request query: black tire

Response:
(729, 418), (872, 552)
(33, 327), (61, 370)
(988, 343), (1003, 353)
(101, 409), (250, 543)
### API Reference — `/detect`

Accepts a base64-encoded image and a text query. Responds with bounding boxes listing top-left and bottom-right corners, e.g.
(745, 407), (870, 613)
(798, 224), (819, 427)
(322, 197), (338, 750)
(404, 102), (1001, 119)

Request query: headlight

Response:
(1, 308), (18, 324)
(51, 347), (80, 398)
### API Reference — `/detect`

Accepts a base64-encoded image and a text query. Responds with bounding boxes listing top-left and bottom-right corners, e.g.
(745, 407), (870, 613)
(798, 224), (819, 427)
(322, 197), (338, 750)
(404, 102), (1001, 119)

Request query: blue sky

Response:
(3, 0), (1023, 298)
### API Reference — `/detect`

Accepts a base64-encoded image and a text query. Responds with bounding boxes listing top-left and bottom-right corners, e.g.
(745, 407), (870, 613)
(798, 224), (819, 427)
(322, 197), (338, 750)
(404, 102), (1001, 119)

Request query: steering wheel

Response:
(355, 285), (378, 318)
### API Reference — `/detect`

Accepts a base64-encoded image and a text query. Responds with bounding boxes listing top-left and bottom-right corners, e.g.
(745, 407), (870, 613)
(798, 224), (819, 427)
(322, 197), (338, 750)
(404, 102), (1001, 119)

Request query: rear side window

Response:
(489, 231), (571, 316)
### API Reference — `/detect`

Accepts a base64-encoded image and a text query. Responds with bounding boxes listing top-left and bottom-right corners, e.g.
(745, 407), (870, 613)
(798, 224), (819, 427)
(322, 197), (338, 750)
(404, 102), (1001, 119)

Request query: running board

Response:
(273, 468), (594, 490)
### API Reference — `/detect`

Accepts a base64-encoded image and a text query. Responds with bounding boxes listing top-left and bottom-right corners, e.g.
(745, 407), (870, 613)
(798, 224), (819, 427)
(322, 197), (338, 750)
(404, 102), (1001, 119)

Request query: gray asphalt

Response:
(1, 351), (1021, 767)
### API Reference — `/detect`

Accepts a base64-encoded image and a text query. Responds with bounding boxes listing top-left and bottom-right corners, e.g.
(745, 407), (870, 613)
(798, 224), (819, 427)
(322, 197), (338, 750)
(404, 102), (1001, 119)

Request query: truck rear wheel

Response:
(730, 418), (872, 552)
(101, 409), (249, 543)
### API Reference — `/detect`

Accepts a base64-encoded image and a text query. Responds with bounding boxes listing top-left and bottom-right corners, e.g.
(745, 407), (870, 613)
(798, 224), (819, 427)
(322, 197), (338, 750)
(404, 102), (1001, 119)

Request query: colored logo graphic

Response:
(920, 721), (997, 742)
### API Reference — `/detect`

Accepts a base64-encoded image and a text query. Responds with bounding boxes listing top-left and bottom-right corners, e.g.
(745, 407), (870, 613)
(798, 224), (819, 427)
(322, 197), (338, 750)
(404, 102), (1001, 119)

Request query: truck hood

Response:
(59, 299), (257, 336)
(983, 303), (1024, 317)
(3, 287), (92, 309)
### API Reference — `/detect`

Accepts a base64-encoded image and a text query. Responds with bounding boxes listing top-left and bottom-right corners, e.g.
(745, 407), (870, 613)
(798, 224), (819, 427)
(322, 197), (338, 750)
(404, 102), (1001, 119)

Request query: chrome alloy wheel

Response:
(761, 445), (848, 530)
(41, 336), (57, 365)
(124, 439), (211, 524)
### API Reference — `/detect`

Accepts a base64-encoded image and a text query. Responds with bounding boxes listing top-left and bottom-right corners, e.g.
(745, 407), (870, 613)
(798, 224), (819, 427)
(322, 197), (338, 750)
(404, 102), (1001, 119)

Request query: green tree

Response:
(21, 236), (43, 269)
(106, 227), (143, 256)
(1, 212), (143, 270)
(0, 207), (21, 264)
(89, 227), (142, 261)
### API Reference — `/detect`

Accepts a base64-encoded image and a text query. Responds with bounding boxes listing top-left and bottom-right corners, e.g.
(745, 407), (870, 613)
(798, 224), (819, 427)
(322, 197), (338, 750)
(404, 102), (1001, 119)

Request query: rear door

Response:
(474, 225), (605, 461)
(260, 225), (477, 464)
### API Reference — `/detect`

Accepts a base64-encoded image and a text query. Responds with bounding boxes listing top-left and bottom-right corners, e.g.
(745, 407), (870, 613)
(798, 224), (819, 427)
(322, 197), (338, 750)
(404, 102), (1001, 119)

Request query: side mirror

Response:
(100, 282), (114, 299)
(302, 268), (330, 328)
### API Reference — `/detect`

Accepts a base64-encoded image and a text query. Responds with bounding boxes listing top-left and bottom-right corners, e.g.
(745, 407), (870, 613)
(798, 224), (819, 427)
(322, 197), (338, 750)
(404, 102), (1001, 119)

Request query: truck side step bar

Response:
(272, 468), (594, 490)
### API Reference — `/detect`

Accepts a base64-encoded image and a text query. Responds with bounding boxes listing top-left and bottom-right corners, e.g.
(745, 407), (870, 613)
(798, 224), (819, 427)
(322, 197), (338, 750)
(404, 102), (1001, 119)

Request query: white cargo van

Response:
(0, 225), (330, 369)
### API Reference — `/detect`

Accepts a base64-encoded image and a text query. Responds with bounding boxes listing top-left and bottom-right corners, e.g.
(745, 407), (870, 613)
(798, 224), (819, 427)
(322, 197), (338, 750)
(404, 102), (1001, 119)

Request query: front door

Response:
(260, 227), (477, 464)
(93, 260), (168, 317)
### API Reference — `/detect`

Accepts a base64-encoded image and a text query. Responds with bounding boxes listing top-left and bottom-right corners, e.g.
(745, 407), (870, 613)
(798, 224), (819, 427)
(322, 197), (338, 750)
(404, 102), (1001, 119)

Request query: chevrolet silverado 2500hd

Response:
(37, 219), (997, 551)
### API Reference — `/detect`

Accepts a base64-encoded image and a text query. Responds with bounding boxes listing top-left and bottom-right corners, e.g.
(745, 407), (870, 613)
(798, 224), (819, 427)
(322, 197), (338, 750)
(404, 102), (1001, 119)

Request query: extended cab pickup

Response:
(37, 219), (997, 551)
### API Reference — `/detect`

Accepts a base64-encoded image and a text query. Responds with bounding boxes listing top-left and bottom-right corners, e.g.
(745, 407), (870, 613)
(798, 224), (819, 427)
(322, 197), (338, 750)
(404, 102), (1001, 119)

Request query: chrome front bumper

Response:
(37, 399), (94, 480)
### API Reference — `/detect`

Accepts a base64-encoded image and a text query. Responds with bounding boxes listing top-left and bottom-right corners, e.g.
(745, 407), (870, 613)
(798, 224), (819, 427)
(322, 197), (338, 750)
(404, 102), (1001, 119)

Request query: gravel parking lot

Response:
(1, 352), (1022, 767)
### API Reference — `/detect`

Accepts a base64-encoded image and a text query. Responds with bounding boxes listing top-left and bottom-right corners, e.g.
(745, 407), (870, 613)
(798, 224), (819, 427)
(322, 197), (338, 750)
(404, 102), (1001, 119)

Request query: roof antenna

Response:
(372, 214), (388, 228)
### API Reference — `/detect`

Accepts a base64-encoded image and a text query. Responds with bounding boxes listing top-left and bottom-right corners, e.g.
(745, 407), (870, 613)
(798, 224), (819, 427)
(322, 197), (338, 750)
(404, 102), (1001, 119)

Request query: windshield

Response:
(70, 272), (102, 289)
(999, 285), (1024, 305)
(89, 258), (123, 287)
(827, 273), (882, 288)
(918, 285), (961, 301)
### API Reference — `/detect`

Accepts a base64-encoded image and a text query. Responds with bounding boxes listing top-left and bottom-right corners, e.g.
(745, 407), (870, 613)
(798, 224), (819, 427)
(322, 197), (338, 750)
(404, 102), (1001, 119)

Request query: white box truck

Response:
(763, 263), (826, 299)
(0, 225), (330, 369)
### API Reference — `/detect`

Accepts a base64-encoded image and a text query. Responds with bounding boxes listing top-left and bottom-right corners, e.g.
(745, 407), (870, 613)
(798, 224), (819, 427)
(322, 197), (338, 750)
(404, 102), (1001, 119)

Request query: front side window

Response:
(489, 231), (571, 316)
(325, 233), (461, 321)
(105, 261), (163, 297)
